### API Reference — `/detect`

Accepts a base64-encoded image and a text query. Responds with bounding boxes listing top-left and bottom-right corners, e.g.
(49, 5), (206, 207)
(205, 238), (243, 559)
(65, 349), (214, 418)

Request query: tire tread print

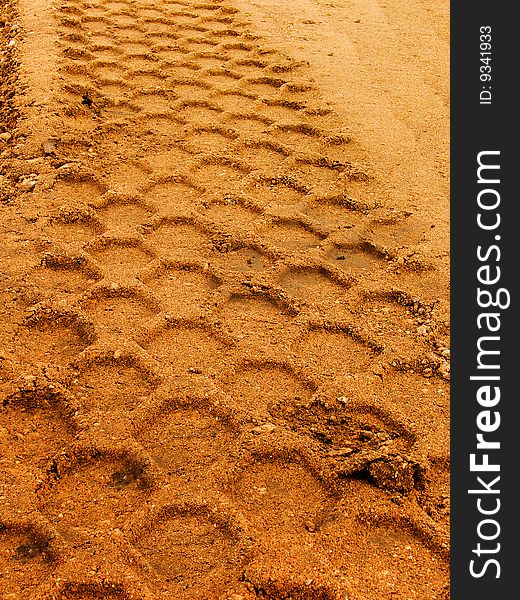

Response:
(2, 0), (449, 597)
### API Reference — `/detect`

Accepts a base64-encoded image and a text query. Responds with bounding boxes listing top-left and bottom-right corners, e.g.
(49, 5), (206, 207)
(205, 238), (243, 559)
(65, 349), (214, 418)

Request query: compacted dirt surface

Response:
(0, 0), (450, 598)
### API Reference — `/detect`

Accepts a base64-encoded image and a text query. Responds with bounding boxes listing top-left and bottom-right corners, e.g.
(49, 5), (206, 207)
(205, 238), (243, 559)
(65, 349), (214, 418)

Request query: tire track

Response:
(1, 0), (449, 597)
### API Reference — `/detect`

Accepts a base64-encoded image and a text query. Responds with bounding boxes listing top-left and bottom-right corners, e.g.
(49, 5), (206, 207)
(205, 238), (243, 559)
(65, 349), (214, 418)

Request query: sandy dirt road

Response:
(1, 0), (449, 598)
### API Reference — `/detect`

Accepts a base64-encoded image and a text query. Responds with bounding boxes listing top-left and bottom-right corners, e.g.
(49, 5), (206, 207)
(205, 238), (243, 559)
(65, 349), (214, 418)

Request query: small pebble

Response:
(327, 447), (354, 457)
(251, 423), (276, 435)
(42, 140), (57, 154)
(20, 178), (37, 192)
(304, 521), (316, 533)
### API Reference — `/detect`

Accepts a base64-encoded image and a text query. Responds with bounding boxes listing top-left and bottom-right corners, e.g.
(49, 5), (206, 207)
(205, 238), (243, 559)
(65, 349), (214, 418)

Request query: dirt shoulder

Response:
(233, 0), (450, 286)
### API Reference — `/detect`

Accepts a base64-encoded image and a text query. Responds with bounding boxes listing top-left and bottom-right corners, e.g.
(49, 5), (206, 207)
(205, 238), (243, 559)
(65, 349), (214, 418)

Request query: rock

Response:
(304, 521), (316, 533)
(0, 132), (12, 142)
(326, 447), (354, 457)
(42, 140), (57, 155)
(251, 423), (276, 435)
(372, 365), (385, 379)
(56, 163), (77, 173)
(439, 360), (450, 379)
(20, 177), (37, 192)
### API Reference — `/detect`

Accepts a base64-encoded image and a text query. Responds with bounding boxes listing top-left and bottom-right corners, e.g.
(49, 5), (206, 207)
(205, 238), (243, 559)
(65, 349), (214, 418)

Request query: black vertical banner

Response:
(451, 2), (516, 598)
